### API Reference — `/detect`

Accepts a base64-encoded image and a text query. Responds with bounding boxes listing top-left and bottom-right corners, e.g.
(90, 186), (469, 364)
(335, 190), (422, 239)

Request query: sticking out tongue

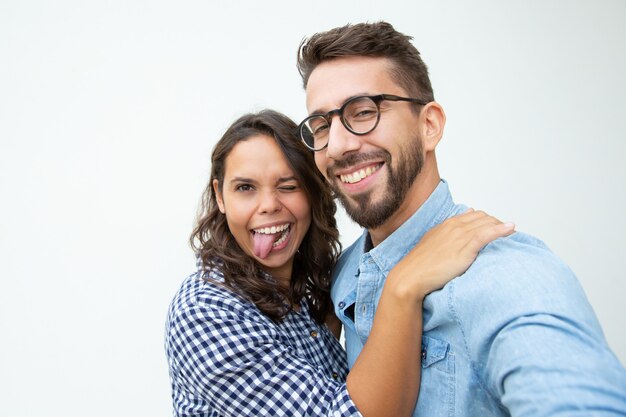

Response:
(252, 232), (276, 259)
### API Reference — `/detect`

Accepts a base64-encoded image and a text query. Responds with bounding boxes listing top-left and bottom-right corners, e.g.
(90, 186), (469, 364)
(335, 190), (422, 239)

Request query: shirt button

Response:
(422, 350), (427, 361)
(310, 330), (318, 338)
(332, 372), (338, 379)
(338, 301), (345, 309)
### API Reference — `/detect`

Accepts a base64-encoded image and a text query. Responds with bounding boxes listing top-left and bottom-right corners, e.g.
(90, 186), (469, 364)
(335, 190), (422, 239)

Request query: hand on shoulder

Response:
(387, 209), (515, 301)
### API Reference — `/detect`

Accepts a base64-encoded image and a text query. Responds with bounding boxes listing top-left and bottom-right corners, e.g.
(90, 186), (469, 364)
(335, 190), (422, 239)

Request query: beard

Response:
(328, 135), (424, 229)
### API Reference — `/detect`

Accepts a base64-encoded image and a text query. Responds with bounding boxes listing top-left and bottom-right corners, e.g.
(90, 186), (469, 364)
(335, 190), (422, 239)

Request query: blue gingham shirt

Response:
(165, 266), (362, 417)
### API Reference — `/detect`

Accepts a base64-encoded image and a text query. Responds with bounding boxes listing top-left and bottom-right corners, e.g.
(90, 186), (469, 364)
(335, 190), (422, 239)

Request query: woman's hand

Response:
(387, 209), (515, 301)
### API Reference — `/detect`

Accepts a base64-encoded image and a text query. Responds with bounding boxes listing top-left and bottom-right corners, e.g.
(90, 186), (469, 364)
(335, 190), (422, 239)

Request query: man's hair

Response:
(190, 110), (340, 324)
(297, 21), (435, 103)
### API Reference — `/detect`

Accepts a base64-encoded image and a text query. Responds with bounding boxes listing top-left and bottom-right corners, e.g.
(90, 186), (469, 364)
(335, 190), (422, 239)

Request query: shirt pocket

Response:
(414, 335), (455, 417)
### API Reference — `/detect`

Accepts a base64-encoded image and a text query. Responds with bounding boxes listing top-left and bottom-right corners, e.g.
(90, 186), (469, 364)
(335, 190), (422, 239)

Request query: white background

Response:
(1, 1), (625, 415)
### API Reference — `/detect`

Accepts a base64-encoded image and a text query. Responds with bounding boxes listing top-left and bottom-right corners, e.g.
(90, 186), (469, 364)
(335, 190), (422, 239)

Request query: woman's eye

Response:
(279, 185), (298, 191)
(235, 184), (254, 192)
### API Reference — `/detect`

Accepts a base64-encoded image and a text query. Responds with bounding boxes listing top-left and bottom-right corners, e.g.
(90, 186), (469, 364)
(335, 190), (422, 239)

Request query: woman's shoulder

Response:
(168, 266), (258, 323)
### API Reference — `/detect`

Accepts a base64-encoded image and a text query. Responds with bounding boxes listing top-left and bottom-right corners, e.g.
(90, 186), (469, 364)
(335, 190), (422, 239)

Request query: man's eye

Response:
(313, 124), (329, 135)
(351, 108), (377, 119)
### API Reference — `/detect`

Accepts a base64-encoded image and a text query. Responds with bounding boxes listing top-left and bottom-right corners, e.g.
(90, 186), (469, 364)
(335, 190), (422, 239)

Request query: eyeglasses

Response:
(297, 94), (429, 151)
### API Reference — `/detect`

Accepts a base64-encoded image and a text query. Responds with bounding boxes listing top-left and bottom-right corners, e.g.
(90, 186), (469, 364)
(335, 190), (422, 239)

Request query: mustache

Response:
(326, 150), (391, 178)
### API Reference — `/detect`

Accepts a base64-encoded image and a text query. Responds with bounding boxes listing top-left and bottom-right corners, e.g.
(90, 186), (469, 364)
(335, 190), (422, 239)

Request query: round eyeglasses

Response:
(297, 94), (429, 151)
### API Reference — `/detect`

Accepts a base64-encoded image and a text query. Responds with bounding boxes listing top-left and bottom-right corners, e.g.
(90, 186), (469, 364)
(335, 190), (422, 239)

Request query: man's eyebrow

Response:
(309, 92), (371, 116)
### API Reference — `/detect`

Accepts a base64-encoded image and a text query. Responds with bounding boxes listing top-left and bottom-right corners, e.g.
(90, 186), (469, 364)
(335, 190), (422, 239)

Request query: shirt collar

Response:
(365, 179), (456, 272)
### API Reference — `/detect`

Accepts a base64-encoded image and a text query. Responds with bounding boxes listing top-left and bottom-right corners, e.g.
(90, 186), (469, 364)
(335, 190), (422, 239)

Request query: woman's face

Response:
(213, 135), (312, 283)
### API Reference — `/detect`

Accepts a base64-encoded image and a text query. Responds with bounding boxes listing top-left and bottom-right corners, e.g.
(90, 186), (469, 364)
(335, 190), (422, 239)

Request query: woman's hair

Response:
(297, 21), (435, 103)
(190, 109), (340, 324)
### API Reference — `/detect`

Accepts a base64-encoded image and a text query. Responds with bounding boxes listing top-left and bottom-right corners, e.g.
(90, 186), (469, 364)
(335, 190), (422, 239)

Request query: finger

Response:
(452, 209), (494, 224)
(438, 214), (501, 241)
(426, 212), (500, 243)
(462, 214), (506, 232)
(465, 222), (515, 251)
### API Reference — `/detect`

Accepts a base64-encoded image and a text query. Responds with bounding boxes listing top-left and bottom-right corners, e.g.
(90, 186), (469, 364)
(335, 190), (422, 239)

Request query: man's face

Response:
(305, 56), (424, 229)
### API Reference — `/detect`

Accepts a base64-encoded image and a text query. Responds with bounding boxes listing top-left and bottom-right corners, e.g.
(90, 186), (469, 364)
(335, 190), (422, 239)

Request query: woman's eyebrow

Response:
(229, 176), (256, 184)
(276, 176), (298, 184)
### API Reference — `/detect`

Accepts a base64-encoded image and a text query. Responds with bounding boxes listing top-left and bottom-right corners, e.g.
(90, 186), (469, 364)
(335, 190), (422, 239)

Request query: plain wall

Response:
(1, 1), (624, 415)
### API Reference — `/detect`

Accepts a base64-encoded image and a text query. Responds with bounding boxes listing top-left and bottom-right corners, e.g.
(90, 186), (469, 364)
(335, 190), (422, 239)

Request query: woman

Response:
(165, 110), (514, 416)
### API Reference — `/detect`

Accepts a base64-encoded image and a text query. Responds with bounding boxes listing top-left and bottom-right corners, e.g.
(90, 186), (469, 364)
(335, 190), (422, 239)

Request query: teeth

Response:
(253, 223), (289, 235)
(272, 227), (290, 247)
(340, 165), (380, 184)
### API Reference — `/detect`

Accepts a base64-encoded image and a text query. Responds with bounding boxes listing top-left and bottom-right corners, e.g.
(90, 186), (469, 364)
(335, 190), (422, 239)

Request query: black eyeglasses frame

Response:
(297, 94), (430, 151)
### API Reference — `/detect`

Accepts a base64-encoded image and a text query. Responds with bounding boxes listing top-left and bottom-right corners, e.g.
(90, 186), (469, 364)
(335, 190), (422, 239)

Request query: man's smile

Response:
(338, 163), (383, 184)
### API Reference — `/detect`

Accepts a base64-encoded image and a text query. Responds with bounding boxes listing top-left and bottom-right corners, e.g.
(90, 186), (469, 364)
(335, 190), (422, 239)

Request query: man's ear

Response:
(213, 179), (225, 214)
(419, 102), (446, 152)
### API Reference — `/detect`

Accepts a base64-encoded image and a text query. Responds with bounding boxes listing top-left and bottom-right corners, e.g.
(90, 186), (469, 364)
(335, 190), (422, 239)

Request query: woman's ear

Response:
(212, 179), (225, 214)
(419, 102), (446, 152)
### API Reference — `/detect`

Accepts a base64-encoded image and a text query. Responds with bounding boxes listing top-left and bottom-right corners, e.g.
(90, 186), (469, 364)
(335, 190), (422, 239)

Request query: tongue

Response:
(253, 233), (276, 259)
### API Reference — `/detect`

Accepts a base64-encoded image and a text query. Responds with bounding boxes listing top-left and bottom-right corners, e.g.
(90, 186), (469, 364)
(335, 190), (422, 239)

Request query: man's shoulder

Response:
(467, 230), (570, 281)
(458, 231), (575, 291)
(451, 230), (597, 324)
(475, 229), (552, 262)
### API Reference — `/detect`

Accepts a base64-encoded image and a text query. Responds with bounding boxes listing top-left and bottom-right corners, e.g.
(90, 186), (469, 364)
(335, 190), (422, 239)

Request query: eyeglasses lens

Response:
(300, 96), (380, 151)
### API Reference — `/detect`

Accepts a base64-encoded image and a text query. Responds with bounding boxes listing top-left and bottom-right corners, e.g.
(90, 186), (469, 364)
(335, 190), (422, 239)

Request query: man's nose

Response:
(325, 116), (362, 160)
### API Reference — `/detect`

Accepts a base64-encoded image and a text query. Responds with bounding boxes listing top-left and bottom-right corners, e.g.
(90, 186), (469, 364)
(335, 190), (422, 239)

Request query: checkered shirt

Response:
(165, 267), (362, 417)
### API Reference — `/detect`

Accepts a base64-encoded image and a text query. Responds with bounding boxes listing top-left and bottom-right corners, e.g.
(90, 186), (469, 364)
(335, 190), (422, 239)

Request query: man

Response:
(296, 21), (626, 416)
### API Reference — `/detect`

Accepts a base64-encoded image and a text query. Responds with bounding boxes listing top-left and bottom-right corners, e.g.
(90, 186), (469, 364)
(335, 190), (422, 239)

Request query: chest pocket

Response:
(414, 335), (455, 417)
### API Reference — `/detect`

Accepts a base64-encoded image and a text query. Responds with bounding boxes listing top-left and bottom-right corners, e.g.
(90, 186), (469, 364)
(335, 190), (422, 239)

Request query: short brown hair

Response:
(297, 21), (435, 102)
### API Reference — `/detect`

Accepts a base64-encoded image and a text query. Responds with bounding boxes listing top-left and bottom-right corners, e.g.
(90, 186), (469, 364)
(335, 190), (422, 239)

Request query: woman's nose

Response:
(257, 190), (282, 214)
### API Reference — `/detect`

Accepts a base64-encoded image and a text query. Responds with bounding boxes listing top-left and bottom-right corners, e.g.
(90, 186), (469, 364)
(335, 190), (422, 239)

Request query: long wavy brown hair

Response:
(190, 110), (340, 324)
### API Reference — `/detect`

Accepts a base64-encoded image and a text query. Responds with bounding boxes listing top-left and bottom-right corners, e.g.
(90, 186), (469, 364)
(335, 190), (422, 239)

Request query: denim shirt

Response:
(331, 180), (626, 416)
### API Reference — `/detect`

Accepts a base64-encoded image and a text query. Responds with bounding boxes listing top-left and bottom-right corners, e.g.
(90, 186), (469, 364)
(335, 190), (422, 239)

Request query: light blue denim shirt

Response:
(332, 179), (626, 416)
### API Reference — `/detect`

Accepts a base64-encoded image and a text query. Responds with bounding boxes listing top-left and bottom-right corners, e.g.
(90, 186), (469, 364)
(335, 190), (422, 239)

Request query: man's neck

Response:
(368, 170), (441, 247)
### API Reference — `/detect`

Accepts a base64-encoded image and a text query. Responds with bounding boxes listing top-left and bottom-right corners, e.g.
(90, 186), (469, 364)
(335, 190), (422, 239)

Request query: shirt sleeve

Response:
(166, 298), (362, 417)
(455, 238), (626, 416)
